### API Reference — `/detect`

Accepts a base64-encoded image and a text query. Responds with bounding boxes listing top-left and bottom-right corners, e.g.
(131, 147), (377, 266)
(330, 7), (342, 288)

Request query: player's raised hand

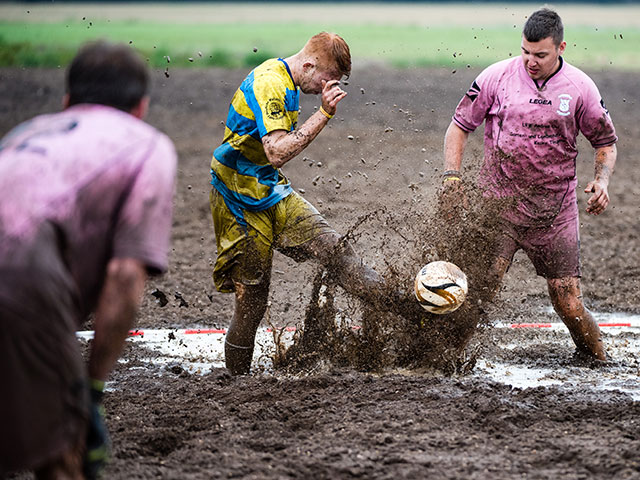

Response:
(321, 79), (347, 116)
(584, 179), (610, 215)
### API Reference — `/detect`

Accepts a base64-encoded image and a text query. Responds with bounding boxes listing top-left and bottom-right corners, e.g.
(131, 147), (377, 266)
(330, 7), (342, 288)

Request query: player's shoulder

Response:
(251, 58), (293, 89)
(478, 57), (519, 81)
(558, 59), (599, 91)
(73, 105), (176, 161)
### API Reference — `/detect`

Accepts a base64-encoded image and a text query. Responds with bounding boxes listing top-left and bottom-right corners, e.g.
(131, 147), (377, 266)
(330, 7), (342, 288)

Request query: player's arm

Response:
(262, 80), (346, 168)
(443, 121), (469, 177)
(88, 257), (147, 382)
(438, 121), (470, 219)
(584, 143), (617, 215)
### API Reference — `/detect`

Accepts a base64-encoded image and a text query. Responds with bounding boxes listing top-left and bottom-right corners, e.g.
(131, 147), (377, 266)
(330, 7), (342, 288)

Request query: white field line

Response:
(77, 311), (640, 399)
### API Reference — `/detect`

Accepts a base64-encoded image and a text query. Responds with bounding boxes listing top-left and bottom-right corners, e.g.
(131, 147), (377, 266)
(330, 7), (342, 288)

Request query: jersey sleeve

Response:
(452, 65), (499, 133)
(112, 133), (177, 274)
(246, 72), (293, 138)
(576, 78), (618, 148)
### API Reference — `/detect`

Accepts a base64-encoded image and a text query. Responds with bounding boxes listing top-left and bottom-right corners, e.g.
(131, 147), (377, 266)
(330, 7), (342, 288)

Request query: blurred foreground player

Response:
(210, 32), (422, 375)
(440, 9), (617, 360)
(0, 42), (177, 478)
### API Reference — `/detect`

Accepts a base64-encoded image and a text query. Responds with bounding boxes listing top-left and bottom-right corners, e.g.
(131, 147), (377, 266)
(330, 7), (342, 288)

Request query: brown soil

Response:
(1, 64), (639, 479)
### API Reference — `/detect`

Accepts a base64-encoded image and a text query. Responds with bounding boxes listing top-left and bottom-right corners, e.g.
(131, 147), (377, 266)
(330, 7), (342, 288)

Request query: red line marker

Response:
(128, 330), (145, 336)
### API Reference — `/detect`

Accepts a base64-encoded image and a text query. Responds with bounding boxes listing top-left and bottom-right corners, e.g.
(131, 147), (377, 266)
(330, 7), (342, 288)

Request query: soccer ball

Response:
(414, 261), (468, 314)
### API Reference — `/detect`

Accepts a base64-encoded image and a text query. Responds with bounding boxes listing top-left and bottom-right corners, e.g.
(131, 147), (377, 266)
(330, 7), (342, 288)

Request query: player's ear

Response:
(62, 93), (70, 109)
(558, 41), (567, 56)
(130, 96), (150, 120)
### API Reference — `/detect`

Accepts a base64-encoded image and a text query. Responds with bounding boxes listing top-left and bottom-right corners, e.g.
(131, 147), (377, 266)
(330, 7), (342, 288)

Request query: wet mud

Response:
(1, 65), (639, 478)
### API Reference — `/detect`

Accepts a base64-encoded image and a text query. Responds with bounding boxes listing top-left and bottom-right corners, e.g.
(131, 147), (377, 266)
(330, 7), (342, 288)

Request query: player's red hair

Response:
(302, 32), (351, 78)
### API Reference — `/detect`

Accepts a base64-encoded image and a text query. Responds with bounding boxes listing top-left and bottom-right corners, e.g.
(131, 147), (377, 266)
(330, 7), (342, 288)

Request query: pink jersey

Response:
(453, 57), (617, 226)
(0, 104), (176, 319)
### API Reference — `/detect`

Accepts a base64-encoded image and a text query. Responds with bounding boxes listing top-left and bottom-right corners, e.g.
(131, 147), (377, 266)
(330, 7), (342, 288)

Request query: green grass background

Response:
(0, 5), (638, 70)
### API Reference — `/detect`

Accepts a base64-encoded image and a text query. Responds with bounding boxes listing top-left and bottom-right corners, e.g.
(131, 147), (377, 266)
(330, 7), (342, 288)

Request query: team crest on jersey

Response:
(266, 98), (285, 120)
(556, 94), (572, 116)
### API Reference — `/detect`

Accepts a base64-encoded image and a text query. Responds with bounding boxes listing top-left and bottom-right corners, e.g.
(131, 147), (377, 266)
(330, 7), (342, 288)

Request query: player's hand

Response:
(83, 382), (111, 480)
(320, 80), (347, 116)
(584, 179), (610, 215)
(438, 177), (468, 222)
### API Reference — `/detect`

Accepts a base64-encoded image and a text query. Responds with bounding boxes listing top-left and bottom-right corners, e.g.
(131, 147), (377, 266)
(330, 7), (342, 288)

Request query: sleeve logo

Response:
(265, 98), (285, 120)
(465, 80), (481, 102)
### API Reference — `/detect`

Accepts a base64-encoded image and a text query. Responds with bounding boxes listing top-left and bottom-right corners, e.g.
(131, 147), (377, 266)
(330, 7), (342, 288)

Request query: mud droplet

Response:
(151, 289), (168, 307)
(347, 135), (354, 140)
(166, 55), (171, 64)
(360, 88), (365, 94)
(164, 68), (170, 78)
(253, 47), (258, 53)
(188, 57), (194, 62)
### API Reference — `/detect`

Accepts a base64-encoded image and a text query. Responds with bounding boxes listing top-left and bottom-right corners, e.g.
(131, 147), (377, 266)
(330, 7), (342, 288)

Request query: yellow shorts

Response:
(210, 188), (335, 292)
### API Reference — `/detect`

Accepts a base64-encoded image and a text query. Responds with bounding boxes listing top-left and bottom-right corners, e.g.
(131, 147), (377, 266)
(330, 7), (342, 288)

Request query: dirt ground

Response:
(1, 64), (639, 478)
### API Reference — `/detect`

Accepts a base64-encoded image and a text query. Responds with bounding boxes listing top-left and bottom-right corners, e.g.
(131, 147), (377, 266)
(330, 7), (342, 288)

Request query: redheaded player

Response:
(0, 42), (176, 478)
(210, 32), (423, 375)
(440, 9), (617, 361)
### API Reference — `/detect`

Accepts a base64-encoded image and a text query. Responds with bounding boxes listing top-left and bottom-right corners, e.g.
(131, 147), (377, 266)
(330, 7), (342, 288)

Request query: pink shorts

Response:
(495, 214), (580, 279)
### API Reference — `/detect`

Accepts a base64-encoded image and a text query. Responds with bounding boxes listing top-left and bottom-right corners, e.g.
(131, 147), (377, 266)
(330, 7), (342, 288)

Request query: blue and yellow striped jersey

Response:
(210, 58), (299, 224)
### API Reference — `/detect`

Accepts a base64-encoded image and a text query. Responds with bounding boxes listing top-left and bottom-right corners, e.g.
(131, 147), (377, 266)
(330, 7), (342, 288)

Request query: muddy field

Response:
(1, 64), (639, 478)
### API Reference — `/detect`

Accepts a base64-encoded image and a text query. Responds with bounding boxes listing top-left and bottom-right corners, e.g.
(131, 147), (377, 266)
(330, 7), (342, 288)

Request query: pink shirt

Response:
(453, 57), (617, 226)
(0, 104), (176, 318)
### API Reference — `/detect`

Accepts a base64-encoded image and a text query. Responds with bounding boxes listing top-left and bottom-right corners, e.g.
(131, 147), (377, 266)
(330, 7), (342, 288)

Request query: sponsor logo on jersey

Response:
(465, 80), (481, 102)
(265, 98), (285, 120)
(556, 94), (572, 116)
(529, 98), (552, 105)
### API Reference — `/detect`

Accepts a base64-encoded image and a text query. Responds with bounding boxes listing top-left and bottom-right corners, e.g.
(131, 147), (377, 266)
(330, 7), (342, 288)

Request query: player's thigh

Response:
(274, 192), (338, 262)
(210, 189), (274, 291)
(521, 216), (580, 279)
(0, 284), (87, 474)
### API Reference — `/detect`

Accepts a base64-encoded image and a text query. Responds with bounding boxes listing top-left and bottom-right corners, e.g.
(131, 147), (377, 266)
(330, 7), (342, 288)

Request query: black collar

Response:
(533, 56), (564, 90)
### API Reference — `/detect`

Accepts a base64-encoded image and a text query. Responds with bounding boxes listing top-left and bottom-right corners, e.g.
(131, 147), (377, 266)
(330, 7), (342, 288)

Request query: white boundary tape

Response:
(76, 312), (640, 342)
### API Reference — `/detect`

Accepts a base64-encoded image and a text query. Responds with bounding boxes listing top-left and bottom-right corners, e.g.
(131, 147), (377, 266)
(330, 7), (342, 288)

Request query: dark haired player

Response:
(0, 41), (177, 478)
(439, 8), (617, 361)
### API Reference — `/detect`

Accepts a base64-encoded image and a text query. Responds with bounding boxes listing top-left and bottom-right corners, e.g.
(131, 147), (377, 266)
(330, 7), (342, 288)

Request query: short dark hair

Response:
(66, 41), (149, 112)
(523, 8), (564, 47)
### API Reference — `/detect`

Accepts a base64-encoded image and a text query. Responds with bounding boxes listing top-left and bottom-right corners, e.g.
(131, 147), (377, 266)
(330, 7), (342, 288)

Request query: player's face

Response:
(300, 64), (342, 95)
(521, 36), (566, 82)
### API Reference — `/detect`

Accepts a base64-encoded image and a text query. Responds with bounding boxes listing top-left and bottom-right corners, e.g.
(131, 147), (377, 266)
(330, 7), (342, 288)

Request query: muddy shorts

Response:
(494, 213), (580, 279)
(0, 246), (88, 474)
(210, 188), (336, 292)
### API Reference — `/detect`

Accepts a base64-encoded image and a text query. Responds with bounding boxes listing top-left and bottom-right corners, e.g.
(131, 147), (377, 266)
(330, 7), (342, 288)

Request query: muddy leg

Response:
(225, 279), (270, 375)
(547, 277), (606, 361)
(300, 232), (423, 319)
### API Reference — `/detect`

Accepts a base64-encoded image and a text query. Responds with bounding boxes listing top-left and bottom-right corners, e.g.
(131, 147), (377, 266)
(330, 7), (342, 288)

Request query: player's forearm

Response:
(594, 144), (617, 185)
(444, 121), (469, 174)
(263, 112), (329, 168)
(88, 258), (147, 381)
